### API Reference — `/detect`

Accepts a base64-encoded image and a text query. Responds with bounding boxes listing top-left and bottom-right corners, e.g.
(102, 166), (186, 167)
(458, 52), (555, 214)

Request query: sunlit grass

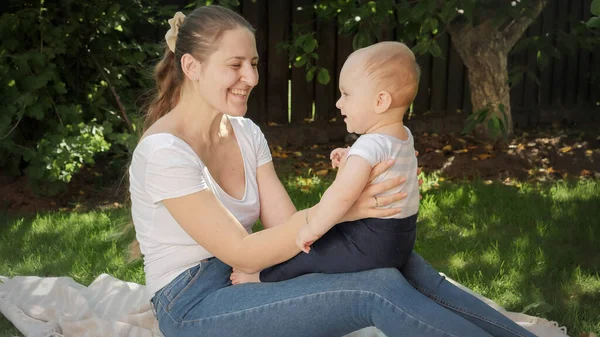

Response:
(1, 176), (599, 336)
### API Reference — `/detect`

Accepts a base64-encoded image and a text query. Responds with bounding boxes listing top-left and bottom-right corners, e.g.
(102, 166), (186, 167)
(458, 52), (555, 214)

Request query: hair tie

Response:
(165, 12), (186, 53)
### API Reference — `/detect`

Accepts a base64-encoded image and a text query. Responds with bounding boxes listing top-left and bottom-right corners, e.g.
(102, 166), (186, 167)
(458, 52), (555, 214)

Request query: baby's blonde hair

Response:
(350, 41), (420, 110)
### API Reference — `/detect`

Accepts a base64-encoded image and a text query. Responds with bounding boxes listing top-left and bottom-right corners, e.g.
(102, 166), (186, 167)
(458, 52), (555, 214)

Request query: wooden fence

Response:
(165, 0), (600, 127)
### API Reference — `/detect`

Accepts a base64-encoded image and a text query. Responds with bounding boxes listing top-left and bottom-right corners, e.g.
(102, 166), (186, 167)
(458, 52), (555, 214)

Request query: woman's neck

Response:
(170, 87), (230, 146)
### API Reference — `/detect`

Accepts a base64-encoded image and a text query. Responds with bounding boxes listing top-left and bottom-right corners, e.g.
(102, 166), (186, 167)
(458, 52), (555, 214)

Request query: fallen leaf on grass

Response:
(293, 151), (303, 157)
(585, 150), (593, 156)
(484, 144), (494, 151)
(315, 154), (326, 159)
(454, 149), (469, 154)
(478, 154), (493, 160)
(559, 146), (572, 153)
(442, 145), (452, 152)
(315, 169), (329, 176)
(581, 169), (592, 177)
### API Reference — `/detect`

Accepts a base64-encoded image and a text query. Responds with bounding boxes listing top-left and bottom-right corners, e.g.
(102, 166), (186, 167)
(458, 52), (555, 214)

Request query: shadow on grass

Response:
(0, 208), (143, 285)
(416, 179), (600, 333)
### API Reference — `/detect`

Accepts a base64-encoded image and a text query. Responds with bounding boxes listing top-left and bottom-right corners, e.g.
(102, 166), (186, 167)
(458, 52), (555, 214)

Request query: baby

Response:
(231, 41), (421, 284)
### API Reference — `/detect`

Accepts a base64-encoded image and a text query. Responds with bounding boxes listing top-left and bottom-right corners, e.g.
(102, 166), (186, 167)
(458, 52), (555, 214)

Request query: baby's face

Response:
(335, 55), (377, 134)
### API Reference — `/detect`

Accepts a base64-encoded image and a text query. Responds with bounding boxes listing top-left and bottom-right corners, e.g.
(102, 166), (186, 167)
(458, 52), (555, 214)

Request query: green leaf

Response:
(509, 72), (523, 87)
(302, 37), (318, 54)
(317, 68), (330, 85)
(498, 104), (505, 114)
(536, 51), (549, 70)
(294, 55), (307, 68)
(587, 17), (600, 29)
(396, 7), (411, 24)
(462, 0), (475, 24)
(306, 66), (317, 82)
(591, 0), (600, 16)
(412, 0), (429, 20)
(27, 103), (45, 120)
(462, 119), (477, 135)
(429, 41), (443, 58)
(526, 70), (541, 86)
(352, 31), (373, 50)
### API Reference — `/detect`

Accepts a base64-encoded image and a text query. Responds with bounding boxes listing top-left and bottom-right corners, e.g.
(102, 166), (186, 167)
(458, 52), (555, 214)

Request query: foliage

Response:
(463, 104), (509, 141)
(0, 0), (174, 194)
(279, 0), (599, 138)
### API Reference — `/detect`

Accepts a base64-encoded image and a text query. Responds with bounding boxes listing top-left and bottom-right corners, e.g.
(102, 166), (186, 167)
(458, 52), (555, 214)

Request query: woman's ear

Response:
(180, 53), (201, 81)
(374, 91), (392, 114)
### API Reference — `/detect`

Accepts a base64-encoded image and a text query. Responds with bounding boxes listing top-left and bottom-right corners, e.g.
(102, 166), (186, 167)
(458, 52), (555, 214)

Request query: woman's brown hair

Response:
(143, 5), (254, 132)
(127, 6), (255, 261)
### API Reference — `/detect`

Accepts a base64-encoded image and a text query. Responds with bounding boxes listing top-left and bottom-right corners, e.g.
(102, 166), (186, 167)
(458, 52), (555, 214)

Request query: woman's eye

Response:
(251, 63), (258, 68)
(231, 64), (241, 68)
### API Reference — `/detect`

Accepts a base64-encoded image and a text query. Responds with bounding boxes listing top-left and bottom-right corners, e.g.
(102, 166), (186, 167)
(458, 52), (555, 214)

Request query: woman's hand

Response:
(341, 151), (423, 222)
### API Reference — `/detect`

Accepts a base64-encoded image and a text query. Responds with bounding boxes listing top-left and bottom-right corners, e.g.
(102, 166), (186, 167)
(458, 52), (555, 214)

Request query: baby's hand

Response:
(296, 225), (321, 254)
(330, 147), (349, 169)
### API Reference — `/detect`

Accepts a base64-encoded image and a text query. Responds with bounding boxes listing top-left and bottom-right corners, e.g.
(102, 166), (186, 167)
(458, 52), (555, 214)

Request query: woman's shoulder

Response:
(134, 133), (196, 160)
(228, 116), (262, 134)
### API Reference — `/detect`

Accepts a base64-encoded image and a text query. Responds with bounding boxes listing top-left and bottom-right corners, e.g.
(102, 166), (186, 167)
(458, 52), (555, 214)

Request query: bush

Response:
(0, 0), (174, 194)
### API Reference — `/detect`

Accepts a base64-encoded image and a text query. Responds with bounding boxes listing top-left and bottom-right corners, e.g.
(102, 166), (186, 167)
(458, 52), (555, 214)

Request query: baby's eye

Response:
(251, 63), (258, 68)
(230, 64), (241, 68)
(342, 92), (348, 97)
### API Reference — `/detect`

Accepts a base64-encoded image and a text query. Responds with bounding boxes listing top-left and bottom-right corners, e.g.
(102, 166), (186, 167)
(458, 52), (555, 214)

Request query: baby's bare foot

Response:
(230, 268), (260, 285)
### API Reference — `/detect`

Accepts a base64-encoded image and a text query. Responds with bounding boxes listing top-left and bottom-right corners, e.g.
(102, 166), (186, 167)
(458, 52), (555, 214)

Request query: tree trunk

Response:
(447, 0), (547, 139)
(454, 36), (512, 138)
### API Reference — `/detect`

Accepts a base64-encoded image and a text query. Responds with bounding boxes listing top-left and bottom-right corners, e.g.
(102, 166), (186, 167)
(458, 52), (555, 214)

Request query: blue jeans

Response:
(152, 253), (537, 337)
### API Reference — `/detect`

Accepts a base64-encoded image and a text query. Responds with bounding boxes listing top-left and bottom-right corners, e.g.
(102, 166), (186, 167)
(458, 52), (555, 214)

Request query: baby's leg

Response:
(260, 222), (369, 282)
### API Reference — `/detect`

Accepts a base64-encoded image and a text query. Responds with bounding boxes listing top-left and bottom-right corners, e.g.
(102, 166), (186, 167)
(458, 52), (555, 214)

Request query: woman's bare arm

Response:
(163, 190), (307, 274)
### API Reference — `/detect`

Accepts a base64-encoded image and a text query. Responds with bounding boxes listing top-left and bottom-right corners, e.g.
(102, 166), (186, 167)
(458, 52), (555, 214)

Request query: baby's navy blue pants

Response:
(260, 214), (418, 282)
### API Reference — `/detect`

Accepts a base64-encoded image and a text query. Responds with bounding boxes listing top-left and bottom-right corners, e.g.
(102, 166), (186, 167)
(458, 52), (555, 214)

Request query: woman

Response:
(129, 5), (537, 337)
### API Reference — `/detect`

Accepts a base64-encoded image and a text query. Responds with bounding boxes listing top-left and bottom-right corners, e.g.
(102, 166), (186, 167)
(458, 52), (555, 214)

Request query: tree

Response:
(286, 0), (600, 140)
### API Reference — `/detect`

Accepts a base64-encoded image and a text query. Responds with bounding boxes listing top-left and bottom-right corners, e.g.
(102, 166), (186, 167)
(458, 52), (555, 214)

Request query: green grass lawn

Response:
(1, 175), (599, 336)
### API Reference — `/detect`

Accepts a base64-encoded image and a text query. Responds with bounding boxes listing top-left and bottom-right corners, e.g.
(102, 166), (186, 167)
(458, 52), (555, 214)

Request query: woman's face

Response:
(197, 28), (259, 117)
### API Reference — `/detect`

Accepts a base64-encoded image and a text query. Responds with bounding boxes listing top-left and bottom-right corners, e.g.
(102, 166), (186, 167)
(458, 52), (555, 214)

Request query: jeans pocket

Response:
(162, 263), (205, 312)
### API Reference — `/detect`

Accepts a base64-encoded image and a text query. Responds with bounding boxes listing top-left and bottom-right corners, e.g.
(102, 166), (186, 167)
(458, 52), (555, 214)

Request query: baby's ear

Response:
(374, 91), (392, 114)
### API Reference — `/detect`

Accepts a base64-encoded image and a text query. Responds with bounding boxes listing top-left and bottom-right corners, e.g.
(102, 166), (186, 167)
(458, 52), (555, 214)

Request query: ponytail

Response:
(143, 48), (183, 132)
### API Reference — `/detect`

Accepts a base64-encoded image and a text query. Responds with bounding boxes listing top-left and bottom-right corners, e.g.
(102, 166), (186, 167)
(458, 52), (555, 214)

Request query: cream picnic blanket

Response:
(0, 273), (569, 337)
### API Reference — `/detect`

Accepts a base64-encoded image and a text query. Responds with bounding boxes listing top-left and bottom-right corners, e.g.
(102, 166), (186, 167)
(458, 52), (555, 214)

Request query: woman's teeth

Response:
(229, 89), (248, 96)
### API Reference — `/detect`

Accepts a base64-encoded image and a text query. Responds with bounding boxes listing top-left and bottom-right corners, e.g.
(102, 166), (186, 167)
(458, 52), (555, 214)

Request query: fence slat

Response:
(523, 17), (542, 115)
(509, 48), (526, 110)
(335, 32), (354, 121)
(243, 0), (268, 123)
(564, 0), (583, 106)
(551, 0), (569, 106)
(414, 53), (432, 114)
(578, 0), (592, 105)
(446, 38), (464, 114)
(430, 32), (449, 114)
(235, 0), (597, 125)
(593, 47), (600, 107)
(315, 20), (337, 121)
(539, 1), (557, 107)
(266, 1), (291, 124)
(291, 1), (315, 123)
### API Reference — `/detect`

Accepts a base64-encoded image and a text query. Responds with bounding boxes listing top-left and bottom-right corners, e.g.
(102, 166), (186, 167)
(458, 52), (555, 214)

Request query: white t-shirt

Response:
(129, 116), (272, 295)
(347, 126), (419, 219)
